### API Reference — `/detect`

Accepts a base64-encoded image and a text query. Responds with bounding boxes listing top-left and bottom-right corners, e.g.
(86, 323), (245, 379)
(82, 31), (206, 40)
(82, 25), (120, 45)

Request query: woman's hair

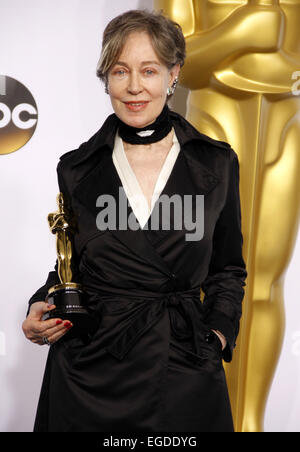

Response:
(96, 9), (186, 85)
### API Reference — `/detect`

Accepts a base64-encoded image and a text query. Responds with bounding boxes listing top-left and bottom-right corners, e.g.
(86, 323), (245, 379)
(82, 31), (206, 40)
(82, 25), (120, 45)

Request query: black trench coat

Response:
(28, 109), (247, 432)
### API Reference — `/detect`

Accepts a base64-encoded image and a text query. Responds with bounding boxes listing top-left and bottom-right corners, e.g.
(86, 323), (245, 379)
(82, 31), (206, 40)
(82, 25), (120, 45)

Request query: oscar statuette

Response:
(42, 192), (98, 339)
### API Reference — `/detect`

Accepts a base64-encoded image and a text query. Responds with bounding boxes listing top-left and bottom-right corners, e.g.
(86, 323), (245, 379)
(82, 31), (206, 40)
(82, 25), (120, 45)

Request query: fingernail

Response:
(64, 321), (72, 329)
(56, 320), (63, 325)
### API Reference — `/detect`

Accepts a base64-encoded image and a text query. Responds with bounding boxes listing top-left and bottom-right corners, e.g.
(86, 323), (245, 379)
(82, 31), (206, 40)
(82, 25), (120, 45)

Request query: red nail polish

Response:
(64, 321), (72, 328)
(56, 320), (63, 325)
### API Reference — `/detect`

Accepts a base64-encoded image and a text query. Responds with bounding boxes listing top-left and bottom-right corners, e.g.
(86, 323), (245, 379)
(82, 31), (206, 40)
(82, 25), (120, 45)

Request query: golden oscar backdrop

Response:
(154, 0), (300, 432)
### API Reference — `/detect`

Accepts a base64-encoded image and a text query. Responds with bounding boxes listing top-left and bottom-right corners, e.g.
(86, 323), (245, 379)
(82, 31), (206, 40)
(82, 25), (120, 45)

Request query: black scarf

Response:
(117, 104), (172, 145)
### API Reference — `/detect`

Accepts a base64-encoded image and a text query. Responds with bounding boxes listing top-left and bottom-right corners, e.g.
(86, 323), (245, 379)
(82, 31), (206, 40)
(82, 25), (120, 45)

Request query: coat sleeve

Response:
(201, 148), (247, 362)
(27, 161), (80, 315)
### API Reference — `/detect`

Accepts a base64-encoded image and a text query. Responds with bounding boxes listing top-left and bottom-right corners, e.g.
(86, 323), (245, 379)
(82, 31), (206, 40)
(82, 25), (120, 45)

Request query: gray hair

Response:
(96, 9), (186, 88)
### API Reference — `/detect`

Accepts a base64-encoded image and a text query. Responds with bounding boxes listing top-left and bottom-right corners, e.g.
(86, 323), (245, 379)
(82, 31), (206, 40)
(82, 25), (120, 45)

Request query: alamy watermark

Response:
(96, 187), (204, 242)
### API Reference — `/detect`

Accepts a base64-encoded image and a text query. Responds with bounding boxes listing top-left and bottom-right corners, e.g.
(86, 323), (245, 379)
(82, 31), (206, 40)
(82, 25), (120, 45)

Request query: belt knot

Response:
(105, 288), (202, 361)
(164, 293), (180, 307)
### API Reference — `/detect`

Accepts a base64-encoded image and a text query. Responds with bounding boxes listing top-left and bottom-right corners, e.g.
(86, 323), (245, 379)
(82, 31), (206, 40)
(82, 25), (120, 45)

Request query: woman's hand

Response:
(22, 301), (73, 346)
(212, 329), (227, 351)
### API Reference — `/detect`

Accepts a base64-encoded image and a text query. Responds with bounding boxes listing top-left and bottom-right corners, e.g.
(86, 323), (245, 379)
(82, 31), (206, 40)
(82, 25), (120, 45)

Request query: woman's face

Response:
(107, 31), (180, 128)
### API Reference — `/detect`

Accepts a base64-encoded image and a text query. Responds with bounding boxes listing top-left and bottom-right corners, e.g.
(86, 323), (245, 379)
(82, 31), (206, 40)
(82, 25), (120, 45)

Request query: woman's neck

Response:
(123, 128), (174, 155)
(117, 104), (172, 146)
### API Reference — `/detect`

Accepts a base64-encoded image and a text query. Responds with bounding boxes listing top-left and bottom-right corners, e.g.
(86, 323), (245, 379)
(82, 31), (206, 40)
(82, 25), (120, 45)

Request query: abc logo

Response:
(0, 75), (38, 155)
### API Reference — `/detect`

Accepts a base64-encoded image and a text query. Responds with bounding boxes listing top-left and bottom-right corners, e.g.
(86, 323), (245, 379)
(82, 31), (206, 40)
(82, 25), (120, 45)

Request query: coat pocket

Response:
(168, 335), (223, 376)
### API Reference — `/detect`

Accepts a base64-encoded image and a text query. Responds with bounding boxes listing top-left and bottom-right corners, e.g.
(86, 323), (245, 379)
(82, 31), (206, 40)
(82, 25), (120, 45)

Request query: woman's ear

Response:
(167, 64), (181, 96)
(169, 63), (181, 85)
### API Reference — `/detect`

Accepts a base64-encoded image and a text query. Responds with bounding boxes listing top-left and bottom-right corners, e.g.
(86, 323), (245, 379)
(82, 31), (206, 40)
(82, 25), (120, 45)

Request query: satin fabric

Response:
(112, 128), (180, 229)
(28, 109), (247, 432)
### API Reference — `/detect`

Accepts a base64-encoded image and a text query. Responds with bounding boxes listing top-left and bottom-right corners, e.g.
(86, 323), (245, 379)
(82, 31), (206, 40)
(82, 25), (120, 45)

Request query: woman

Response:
(22, 9), (247, 432)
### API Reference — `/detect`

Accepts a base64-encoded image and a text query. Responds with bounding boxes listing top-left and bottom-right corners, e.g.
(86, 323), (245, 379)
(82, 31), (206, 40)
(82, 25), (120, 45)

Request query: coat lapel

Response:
(71, 110), (221, 277)
(73, 150), (174, 277)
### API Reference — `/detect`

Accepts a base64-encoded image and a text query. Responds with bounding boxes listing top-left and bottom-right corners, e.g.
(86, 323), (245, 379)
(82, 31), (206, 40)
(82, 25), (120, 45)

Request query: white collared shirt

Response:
(112, 129), (180, 229)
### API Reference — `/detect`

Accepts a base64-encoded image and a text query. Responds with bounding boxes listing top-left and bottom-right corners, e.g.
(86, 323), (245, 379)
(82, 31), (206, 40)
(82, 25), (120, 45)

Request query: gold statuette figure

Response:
(42, 193), (98, 339)
(155, 0), (300, 432)
(47, 192), (78, 290)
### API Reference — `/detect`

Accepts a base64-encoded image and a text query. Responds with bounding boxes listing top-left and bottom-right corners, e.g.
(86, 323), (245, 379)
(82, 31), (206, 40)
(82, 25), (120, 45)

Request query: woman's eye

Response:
(144, 70), (154, 76)
(113, 69), (126, 76)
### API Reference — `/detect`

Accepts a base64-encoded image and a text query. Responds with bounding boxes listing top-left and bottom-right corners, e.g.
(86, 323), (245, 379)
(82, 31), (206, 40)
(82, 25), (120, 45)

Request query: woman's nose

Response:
(127, 72), (143, 94)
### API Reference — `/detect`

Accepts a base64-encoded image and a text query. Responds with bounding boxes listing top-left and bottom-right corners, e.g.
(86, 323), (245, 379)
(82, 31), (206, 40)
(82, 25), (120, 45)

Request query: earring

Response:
(167, 77), (179, 96)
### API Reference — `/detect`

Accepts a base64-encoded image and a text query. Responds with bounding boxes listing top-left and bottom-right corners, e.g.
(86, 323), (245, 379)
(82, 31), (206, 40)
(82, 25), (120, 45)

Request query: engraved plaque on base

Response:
(42, 283), (98, 339)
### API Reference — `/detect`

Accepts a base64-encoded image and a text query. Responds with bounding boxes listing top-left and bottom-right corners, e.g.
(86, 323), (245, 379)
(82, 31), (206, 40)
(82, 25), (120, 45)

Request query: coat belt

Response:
(104, 288), (202, 361)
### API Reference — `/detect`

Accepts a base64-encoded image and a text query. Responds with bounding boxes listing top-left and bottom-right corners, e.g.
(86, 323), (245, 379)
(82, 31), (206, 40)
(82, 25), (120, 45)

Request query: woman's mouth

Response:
(124, 101), (149, 112)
